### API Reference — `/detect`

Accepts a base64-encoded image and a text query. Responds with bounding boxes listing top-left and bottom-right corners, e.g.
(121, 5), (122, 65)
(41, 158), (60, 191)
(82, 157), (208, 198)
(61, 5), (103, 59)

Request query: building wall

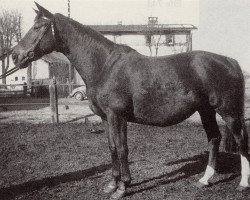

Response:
(32, 60), (70, 83)
(4, 58), (27, 85)
(32, 60), (49, 79)
(105, 34), (188, 56)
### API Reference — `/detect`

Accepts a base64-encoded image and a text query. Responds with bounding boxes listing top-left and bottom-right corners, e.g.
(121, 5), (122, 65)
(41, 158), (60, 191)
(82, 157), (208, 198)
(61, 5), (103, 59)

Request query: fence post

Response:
(49, 77), (59, 123)
(67, 78), (73, 96)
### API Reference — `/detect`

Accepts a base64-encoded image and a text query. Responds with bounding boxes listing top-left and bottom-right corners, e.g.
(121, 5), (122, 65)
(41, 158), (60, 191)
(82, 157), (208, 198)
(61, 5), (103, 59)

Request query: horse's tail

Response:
(223, 59), (249, 154)
(224, 118), (248, 153)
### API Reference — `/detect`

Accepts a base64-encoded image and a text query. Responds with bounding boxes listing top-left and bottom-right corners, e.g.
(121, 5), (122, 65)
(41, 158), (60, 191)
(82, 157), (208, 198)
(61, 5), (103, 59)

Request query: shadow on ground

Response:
(0, 151), (241, 199)
(0, 163), (112, 199)
(126, 152), (240, 197)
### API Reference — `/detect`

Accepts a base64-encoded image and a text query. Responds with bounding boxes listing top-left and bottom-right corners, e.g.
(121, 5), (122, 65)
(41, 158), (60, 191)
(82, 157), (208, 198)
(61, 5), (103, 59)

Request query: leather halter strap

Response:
(23, 20), (55, 60)
(0, 20), (55, 79)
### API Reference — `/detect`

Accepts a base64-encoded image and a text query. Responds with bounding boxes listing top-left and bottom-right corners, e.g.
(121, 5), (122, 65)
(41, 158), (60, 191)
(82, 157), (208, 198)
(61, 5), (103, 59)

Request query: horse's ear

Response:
(33, 8), (39, 15)
(33, 8), (42, 22)
(34, 2), (53, 19)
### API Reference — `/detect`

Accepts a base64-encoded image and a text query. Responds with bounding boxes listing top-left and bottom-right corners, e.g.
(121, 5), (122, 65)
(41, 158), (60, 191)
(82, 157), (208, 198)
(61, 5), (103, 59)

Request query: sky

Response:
(194, 0), (250, 73)
(0, 0), (249, 72)
(0, 0), (199, 30)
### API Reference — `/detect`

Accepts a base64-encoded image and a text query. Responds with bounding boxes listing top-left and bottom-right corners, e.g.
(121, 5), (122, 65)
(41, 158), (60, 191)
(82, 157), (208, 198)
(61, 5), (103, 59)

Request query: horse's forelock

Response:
(34, 13), (52, 23)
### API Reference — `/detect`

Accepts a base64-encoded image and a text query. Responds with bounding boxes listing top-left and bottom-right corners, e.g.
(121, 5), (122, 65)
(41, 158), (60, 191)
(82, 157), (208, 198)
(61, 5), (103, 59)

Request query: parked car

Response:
(69, 86), (87, 101)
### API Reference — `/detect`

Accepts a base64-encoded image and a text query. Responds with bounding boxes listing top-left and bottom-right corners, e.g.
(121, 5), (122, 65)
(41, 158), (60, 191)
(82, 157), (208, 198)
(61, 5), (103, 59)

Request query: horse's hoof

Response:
(110, 188), (126, 200)
(236, 185), (250, 192)
(195, 181), (209, 188)
(103, 182), (117, 194)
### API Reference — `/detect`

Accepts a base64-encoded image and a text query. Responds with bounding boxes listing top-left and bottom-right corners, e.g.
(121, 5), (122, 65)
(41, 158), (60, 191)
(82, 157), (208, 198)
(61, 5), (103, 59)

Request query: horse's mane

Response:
(54, 13), (135, 53)
(54, 14), (115, 51)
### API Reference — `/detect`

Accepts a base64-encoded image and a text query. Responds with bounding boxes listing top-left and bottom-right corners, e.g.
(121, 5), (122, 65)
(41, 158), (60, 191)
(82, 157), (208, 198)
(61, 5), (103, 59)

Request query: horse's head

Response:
(12, 2), (56, 68)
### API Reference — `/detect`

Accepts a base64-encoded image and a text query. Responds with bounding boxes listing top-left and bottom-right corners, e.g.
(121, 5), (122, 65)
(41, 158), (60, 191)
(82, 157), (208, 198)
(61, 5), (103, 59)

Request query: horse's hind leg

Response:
(222, 115), (250, 190)
(197, 108), (221, 187)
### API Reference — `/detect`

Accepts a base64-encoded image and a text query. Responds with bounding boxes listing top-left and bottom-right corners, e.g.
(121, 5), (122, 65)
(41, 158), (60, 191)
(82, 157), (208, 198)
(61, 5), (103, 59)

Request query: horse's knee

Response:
(209, 136), (221, 147)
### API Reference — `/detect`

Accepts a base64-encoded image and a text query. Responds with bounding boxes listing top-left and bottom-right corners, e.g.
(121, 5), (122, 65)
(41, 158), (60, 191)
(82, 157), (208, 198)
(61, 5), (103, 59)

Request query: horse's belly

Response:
(133, 104), (196, 126)
(132, 91), (199, 126)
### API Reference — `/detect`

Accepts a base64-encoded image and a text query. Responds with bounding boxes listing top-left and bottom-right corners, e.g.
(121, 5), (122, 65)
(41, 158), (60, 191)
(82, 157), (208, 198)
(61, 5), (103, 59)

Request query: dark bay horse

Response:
(11, 3), (249, 199)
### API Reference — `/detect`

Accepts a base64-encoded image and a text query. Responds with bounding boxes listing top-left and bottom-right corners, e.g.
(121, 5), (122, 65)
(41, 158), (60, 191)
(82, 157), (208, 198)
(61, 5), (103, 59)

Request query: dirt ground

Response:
(1, 98), (250, 200)
(0, 99), (102, 124)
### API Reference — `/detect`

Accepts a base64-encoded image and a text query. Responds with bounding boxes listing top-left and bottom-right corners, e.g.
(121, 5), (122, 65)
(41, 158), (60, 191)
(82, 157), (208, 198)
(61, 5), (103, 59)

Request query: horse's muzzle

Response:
(12, 50), (34, 68)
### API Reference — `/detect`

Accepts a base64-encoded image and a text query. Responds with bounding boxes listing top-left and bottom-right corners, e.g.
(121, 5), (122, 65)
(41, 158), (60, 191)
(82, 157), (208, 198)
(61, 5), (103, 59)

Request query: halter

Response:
(22, 20), (55, 62)
(0, 20), (55, 79)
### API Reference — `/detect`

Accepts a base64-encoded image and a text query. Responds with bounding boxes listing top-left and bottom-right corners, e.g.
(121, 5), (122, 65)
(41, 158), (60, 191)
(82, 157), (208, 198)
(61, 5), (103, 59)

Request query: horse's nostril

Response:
(12, 53), (18, 63)
(27, 51), (34, 58)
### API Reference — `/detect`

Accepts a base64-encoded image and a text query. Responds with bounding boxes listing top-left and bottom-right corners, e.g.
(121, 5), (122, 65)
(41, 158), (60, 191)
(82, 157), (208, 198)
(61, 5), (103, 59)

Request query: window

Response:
(22, 77), (25, 81)
(15, 77), (18, 81)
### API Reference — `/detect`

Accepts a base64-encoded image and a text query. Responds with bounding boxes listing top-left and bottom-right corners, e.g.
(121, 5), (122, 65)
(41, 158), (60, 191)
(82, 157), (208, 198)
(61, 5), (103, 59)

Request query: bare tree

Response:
(145, 33), (153, 56)
(145, 32), (165, 57)
(0, 9), (22, 84)
(152, 34), (163, 56)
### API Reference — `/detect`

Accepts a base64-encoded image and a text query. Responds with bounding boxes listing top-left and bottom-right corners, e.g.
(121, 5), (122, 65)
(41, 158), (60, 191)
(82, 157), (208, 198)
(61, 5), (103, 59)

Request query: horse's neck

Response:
(54, 15), (115, 87)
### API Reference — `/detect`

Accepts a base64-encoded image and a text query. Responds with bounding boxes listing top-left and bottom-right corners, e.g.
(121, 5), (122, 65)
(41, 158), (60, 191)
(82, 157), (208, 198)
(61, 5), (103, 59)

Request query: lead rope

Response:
(0, 66), (20, 79)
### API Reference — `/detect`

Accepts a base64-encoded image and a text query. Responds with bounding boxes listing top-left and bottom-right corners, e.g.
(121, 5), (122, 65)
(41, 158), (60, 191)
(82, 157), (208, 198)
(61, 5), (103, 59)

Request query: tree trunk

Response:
(155, 46), (159, 56)
(6, 55), (10, 71)
(148, 45), (152, 56)
(1, 58), (6, 84)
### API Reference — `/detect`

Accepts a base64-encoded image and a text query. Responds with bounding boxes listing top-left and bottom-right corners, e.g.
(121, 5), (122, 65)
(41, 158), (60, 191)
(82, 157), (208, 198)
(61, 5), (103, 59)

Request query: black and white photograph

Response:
(0, 0), (250, 199)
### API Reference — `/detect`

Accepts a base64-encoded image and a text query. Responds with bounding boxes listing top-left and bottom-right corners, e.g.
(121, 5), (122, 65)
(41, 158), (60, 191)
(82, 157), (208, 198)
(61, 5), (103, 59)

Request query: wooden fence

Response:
(0, 77), (85, 124)
(49, 77), (59, 123)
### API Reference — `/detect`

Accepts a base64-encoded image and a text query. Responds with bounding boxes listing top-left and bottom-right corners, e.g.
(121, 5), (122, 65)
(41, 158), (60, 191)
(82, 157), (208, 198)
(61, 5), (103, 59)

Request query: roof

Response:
(42, 52), (70, 64)
(90, 24), (197, 35)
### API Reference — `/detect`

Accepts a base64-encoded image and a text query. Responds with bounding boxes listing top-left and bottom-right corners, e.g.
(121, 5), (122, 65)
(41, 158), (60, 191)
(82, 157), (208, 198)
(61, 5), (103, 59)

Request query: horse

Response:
(10, 3), (249, 199)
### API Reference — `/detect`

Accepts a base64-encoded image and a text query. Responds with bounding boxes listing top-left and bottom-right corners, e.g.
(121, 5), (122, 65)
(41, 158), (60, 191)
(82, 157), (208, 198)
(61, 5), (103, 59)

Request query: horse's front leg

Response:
(103, 119), (120, 194)
(103, 109), (130, 199)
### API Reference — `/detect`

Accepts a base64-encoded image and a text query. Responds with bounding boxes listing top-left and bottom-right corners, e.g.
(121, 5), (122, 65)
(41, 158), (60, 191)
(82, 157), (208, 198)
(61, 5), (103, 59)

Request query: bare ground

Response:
(0, 98), (250, 200)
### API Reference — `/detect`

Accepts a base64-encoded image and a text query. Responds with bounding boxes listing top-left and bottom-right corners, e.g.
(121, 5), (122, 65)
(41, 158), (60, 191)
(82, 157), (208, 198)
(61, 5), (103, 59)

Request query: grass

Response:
(0, 121), (250, 200)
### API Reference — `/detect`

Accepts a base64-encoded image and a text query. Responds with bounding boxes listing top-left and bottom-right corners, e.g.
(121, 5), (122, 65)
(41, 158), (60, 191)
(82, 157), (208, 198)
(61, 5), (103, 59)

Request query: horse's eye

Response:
(34, 22), (43, 30)
(34, 24), (40, 30)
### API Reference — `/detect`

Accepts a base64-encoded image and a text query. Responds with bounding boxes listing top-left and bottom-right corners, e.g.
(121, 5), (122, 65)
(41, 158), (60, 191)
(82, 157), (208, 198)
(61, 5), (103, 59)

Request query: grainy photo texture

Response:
(0, 0), (250, 199)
